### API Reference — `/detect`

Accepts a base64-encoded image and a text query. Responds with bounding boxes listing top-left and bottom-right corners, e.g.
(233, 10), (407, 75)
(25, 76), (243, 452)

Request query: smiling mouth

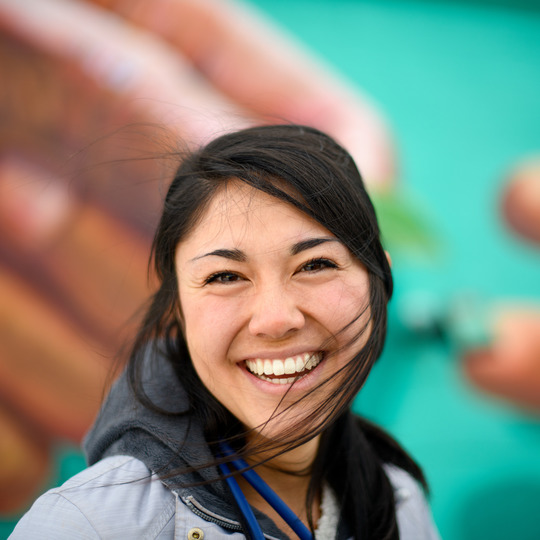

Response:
(245, 352), (323, 385)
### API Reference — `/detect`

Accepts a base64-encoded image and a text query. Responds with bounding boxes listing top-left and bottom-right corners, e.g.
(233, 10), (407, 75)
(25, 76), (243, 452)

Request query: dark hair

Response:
(128, 124), (425, 539)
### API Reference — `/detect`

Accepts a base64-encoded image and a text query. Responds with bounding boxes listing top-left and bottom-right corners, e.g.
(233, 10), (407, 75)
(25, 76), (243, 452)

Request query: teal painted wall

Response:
(245, 1), (540, 538)
(2, 1), (539, 538)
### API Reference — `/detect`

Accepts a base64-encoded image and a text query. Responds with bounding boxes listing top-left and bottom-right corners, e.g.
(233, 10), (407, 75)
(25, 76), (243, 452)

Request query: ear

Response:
(385, 250), (392, 267)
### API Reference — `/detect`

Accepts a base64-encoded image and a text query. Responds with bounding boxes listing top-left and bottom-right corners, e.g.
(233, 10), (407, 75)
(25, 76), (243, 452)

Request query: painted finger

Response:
(0, 0), (252, 229)
(0, 404), (50, 515)
(501, 158), (540, 244)
(463, 308), (540, 412)
(89, 0), (396, 188)
(0, 265), (110, 442)
(0, 155), (153, 347)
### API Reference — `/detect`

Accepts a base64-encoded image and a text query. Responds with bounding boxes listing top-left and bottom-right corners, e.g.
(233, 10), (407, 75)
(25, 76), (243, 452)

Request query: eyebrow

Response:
(191, 248), (246, 263)
(191, 237), (338, 263)
(290, 237), (337, 255)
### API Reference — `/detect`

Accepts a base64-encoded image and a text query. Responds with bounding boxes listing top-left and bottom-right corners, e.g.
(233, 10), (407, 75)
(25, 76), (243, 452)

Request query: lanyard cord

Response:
(219, 442), (314, 540)
(218, 460), (265, 540)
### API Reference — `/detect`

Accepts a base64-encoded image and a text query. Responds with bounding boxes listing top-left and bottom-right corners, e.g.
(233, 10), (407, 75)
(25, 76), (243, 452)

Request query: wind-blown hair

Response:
(128, 124), (425, 539)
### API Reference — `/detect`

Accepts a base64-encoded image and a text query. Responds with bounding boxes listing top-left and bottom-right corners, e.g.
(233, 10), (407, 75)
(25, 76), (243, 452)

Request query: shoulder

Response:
(383, 464), (442, 540)
(10, 456), (176, 539)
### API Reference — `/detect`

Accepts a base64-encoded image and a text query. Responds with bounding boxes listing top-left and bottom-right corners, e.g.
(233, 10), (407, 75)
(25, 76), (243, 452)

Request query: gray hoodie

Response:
(10, 352), (441, 539)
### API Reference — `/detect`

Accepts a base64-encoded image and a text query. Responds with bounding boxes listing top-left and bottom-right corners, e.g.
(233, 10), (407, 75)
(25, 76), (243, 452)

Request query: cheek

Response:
(315, 279), (371, 330)
(313, 279), (373, 363)
(180, 294), (244, 361)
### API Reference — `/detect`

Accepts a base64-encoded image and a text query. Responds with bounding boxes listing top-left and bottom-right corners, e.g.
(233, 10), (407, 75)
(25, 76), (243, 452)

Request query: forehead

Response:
(178, 181), (332, 253)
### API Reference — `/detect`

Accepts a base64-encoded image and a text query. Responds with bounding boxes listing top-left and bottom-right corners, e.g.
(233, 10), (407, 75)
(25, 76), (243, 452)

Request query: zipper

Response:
(182, 495), (281, 540)
(184, 495), (244, 531)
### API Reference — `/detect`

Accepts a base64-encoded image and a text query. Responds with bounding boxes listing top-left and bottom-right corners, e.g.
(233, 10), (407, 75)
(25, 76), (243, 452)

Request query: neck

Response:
(238, 435), (321, 535)
(245, 430), (320, 468)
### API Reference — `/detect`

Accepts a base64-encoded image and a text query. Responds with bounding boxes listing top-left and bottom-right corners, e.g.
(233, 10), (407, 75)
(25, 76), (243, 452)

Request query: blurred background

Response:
(1, 0), (539, 538)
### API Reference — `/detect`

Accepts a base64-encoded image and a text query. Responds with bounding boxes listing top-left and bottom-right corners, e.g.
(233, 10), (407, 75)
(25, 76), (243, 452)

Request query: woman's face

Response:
(175, 181), (371, 440)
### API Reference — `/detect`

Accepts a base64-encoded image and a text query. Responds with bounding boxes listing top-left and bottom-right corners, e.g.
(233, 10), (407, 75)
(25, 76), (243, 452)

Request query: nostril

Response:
(248, 307), (305, 338)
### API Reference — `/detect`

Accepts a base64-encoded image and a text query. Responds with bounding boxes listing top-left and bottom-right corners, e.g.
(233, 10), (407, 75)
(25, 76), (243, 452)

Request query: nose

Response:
(248, 284), (305, 339)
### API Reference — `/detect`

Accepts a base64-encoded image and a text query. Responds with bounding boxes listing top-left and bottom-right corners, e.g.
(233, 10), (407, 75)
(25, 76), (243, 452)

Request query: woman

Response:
(11, 125), (440, 539)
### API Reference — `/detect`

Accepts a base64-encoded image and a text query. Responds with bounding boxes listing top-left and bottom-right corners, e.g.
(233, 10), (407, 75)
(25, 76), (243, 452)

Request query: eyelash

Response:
(204, 271), (242, 285)
(300, 257), (338, 273)
(203, 258), (338, 285)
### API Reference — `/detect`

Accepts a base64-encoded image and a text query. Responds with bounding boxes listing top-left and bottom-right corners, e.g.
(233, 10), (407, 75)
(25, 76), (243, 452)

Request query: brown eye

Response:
(205, 272), (242, 284)
(300, 258), (338, 273)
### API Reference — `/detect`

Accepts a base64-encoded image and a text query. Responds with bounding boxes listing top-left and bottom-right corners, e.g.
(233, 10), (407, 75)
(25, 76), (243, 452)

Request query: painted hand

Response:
(0, 0), (396, 513)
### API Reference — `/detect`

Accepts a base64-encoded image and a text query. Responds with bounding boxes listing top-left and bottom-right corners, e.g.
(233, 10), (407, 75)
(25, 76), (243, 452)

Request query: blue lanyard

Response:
(219, 442), (314, 540)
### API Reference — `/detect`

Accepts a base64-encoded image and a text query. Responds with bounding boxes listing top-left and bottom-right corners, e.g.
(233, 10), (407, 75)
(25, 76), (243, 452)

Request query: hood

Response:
(83, 346), (288, 539)
(83, 347), (230, 500)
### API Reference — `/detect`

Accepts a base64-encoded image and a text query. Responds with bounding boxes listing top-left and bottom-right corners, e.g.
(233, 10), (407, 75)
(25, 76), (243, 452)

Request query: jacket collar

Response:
(83, 345), (288, 539)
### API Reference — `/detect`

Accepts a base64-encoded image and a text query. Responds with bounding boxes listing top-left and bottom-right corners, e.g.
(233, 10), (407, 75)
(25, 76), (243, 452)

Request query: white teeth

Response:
(284, 358), (296, 374)
(273, 359), (285, 375)
(245, 353), (322, 383)
(263, 359), (273, 375)
(259, 374), (298, 385)
(305, 353), (319, 370)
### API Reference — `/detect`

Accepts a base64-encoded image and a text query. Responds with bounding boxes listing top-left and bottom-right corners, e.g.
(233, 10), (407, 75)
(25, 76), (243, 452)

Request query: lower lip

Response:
(239, 355), (326, 393)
